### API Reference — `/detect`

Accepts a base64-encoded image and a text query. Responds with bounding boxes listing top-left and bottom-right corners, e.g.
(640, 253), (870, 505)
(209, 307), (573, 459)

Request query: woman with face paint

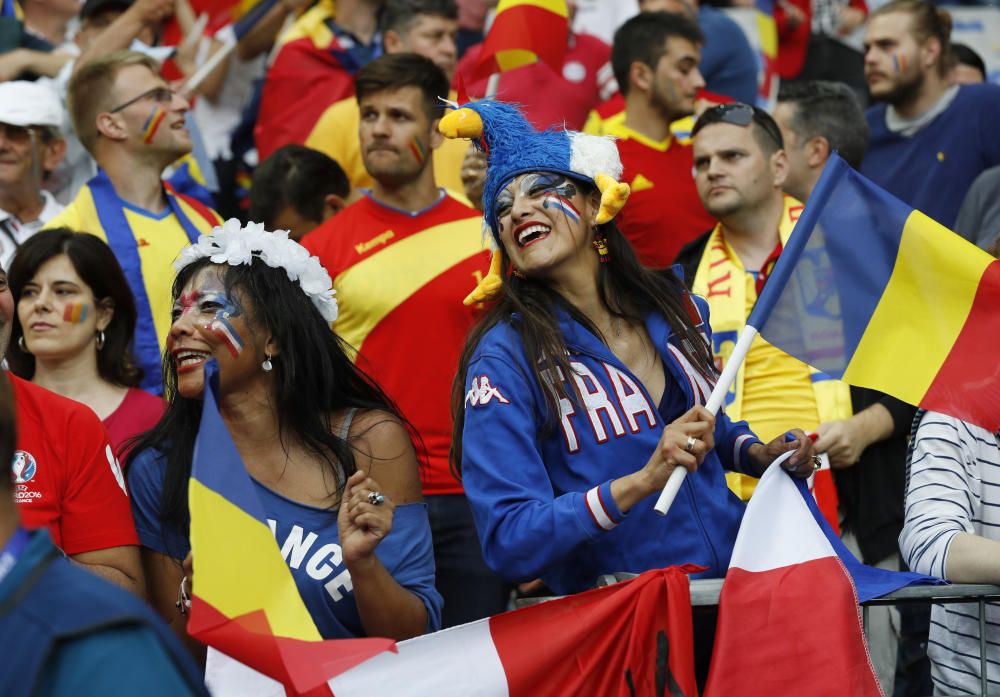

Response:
(125, 221), (441, 659)
(7, 228), (165, 456)
(451, 155), (816, 596)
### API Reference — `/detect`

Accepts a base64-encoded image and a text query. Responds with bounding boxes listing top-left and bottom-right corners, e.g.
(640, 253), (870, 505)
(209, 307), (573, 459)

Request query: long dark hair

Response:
(126, 256), (408, 549)
(450, 213), (717, 476)
(7, 228), (141, 387)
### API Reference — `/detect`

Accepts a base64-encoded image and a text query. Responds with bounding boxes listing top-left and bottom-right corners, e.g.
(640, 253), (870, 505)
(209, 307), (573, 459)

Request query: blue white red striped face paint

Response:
(496, 173), (586, 253)
(542, 192), (581, 224)
(171, 271), (246, 372)
(494, 172), (580, 223)
(495, 171), (600, 279)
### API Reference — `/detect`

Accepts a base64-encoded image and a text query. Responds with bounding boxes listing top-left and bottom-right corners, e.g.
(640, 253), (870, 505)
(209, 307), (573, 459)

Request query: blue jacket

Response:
(0, 530), (208, 697)
(460, 298), (761, 595)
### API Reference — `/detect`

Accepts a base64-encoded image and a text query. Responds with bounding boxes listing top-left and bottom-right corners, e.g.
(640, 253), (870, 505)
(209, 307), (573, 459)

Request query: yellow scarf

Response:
(692, 197), (852, 501)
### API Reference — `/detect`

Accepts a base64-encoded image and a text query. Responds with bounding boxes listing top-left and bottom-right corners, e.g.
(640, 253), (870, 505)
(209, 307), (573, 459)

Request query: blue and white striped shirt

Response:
(900, 412), (1000, 695)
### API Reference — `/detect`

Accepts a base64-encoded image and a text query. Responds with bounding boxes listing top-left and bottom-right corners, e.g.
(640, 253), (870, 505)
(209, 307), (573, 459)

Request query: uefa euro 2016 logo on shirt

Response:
(11, 451), (37, 484)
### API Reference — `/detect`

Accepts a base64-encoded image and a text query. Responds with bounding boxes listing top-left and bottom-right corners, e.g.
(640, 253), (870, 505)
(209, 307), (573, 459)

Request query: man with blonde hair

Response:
(47, 51), (222, 394)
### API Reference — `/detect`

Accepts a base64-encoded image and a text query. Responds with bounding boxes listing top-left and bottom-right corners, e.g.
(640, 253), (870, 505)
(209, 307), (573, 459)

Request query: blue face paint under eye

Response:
(519, 173), (578, 199)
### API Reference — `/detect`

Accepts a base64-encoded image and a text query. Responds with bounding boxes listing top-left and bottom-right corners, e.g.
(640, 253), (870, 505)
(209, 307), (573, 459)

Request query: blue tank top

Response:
(127, 426), (443, 638)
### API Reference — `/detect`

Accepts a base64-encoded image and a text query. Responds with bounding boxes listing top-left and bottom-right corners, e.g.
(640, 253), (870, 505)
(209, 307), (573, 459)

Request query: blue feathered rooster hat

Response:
(439, 99), (630, 245)
(439, 99), (630, 304)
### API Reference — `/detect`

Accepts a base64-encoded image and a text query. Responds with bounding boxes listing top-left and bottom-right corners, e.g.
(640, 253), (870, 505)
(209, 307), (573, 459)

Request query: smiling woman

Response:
(125, 221), (442, 659)
(7, 228), (165, 456)
(445, 98), (817, 606)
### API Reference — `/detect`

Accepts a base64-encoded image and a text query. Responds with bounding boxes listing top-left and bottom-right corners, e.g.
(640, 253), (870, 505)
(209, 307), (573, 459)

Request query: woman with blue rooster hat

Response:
(445, 98), (818, 599)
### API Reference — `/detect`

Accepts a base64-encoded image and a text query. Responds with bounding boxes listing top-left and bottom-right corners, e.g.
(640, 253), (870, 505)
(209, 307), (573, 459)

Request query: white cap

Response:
(0, 81), (64, 130)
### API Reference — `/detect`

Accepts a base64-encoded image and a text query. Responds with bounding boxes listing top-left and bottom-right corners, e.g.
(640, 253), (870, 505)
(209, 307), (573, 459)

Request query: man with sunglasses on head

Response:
(676, 104), (850, 522)
(46, 51), (223, 395)
(0, 82), (66, 271)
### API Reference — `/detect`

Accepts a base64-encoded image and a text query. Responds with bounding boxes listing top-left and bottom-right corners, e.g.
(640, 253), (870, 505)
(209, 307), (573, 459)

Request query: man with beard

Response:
(606, 12), (717, 269)
(46, 52), (222, 394)
(302, 53), (506, 629)
(306, 0), (467, 195)
(861, 0), (1000, 228)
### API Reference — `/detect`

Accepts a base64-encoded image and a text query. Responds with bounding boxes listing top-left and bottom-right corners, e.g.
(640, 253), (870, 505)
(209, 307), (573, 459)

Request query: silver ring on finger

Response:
(685, 436), (698, 453)
(367, 491), (385, 506)
(812, 455), (822, 471)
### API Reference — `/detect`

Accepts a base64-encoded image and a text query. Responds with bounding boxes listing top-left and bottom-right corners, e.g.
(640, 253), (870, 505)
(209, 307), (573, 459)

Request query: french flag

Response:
(206, 566), (699, 696)
(704, 453), (940, 697)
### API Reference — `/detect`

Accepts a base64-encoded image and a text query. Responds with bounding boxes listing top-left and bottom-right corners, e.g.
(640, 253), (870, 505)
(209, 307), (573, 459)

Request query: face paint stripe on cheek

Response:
(542, 194), (581, 224)
(62, 302), (88, 324)
(408, 138), (427, 164)
(209, 309), (244, 358)
(142, 105), (167, 144)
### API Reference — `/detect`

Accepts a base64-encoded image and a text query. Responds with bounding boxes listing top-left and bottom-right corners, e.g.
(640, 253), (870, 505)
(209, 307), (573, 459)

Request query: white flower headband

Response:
(174, 219), (339, 322)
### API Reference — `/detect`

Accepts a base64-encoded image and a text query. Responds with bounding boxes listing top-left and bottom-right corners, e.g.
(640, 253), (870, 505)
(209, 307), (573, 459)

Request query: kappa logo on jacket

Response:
(465, 376), (510, 408)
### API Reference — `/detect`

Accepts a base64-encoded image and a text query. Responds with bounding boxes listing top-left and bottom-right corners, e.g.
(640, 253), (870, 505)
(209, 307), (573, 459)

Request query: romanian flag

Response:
(62, 302), (88, 324)
(1, 0), (17, 17)
(754, 0), (779, 108)
(749, 154), (1000, 432)
(187, 363), (393, 696)
(473, 0), (569, 80)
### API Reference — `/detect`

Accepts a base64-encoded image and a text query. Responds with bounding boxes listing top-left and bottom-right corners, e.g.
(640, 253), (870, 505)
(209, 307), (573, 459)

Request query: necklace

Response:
(601, 316), (623, 341)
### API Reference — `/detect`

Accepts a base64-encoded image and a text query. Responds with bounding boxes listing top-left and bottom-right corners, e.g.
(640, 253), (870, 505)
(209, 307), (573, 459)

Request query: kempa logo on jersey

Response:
(465, 375), (510, 408)
(355, 229), (395, 255)
(11, 450), (36, 484)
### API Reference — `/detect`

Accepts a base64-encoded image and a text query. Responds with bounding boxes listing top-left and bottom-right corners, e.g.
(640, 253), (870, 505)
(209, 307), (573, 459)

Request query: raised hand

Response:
(337, 469), (395, 565)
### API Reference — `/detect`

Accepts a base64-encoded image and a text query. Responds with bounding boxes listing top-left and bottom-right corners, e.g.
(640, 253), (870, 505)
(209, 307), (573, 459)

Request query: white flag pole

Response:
(653, 326), (759, 516)
(181, 39), (238, 94)
(485, 72), (501, 98)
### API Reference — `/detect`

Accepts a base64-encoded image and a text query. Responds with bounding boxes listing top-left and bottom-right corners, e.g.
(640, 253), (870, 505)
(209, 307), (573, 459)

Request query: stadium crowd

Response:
(0, 0), (997, 694)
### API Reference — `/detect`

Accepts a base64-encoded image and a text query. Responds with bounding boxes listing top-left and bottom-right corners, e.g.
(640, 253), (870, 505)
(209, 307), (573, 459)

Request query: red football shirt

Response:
(303, 192), (489, 495)
(9, 374), (139, 554)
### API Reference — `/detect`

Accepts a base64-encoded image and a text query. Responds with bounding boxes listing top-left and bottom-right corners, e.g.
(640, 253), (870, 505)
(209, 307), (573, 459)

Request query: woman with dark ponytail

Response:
(443, 100), (816, 598)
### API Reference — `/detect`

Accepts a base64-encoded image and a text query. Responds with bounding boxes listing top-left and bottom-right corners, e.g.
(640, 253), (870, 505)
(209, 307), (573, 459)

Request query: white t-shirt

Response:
(0, 190), (64, 269)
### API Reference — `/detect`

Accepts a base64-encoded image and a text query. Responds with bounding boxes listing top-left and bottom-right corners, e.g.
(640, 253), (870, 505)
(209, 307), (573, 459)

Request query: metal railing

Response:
(518, 576), (1000, 696)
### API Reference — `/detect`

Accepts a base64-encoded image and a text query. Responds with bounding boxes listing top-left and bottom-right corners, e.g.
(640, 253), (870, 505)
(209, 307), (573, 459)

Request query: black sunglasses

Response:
(693, 102), (784, 149)
(108, 86), (175, 114)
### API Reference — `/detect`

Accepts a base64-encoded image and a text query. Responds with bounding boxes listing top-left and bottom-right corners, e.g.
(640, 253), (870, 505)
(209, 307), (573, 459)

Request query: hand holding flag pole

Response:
(657, 151), (1000, 516)
(653, 327), (758, 516)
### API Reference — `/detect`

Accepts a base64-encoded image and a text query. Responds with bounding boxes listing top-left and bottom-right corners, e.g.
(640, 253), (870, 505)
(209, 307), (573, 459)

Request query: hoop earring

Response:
(17, 336), (28, 353)
(262, 352), (273, 372)
(95, 331), (105, 351)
